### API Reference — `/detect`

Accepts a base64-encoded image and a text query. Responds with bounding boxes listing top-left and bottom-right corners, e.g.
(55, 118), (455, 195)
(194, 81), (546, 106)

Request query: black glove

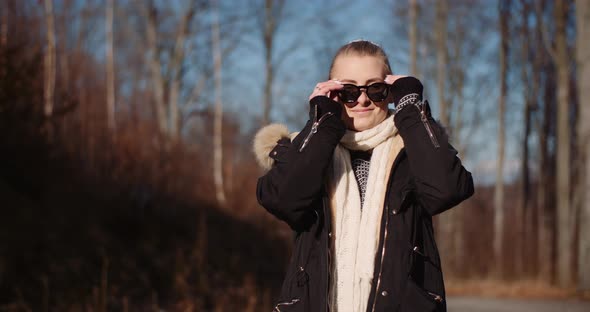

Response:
(390, 76), (424, 108)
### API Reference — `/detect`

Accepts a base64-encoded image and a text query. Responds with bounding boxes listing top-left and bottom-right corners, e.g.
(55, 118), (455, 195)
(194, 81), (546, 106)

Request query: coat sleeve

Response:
(392, 77), (474, 216)
(256, 96), (346, 231)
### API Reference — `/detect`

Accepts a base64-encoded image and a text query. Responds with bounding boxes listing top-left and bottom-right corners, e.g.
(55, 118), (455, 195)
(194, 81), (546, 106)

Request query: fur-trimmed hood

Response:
(252, 123), (297, 171)
(252, 117), (447, 172)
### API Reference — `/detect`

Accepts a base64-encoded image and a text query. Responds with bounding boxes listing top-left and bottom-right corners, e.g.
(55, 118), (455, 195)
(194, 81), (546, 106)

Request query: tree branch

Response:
(535, 0), (557, 61)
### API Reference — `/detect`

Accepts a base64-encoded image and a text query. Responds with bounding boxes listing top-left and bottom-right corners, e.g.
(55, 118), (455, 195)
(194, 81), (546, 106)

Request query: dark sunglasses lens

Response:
(338, 85), (361, 103)
(367, 83), (389, 102)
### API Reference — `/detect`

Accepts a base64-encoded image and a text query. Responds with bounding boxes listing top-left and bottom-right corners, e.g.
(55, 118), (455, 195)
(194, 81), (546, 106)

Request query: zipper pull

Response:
(412, 246), (426, 257)
(427, 291), (444, 303)
(298, 111), (334, 152)
(299, 104), (319, 152)
(299, 121), (318, 152)
(420, 102), (440, 148)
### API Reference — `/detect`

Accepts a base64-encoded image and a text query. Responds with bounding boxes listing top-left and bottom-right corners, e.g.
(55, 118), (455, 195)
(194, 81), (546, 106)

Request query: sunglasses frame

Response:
(337, 82), (390, 103)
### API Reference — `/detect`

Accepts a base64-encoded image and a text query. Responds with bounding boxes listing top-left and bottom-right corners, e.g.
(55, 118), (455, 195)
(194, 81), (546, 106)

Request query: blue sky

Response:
(216, 0), (520, 185)
(66, 0), (520, 186)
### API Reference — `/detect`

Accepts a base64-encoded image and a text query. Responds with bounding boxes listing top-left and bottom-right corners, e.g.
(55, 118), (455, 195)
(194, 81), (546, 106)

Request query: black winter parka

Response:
(256, 77), (474, 312)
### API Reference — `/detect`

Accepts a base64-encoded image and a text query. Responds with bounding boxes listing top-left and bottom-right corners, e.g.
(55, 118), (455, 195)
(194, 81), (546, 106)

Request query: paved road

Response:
(447, 296), (590, 312)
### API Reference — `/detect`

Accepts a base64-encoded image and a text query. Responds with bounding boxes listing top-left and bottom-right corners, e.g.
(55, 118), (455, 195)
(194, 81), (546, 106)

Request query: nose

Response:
(356, 89), (371, 106)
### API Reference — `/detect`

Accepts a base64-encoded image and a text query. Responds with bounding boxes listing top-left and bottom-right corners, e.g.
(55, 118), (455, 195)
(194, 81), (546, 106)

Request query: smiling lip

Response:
(351, 108), (373, 113)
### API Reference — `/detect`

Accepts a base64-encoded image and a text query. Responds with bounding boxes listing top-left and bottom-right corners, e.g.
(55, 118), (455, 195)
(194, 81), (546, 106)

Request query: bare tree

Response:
(167, 5), (194, 140)
(141, 1), (195, 139)
(576, 0), (590, 291)
(0, 1), (8, 81)
(494, 0), (509, 277)
(534, 0), (554, 282)
(1, 1), (7, 47)
(143, 2), (167, 136)
(106, 0), (116, 132)
(211, 0), (226, 205)
(432, 0), (456, 274)
(408, 0), (418, 76)
(435, 0), (449, 127)
(553, 0), (573, 287)
(261, 0), (285, 126)
(44, 0), (56, 118)
(445, 1), (471, 275)
(58, 0), (71, 94)
(516, 0), (533, 276)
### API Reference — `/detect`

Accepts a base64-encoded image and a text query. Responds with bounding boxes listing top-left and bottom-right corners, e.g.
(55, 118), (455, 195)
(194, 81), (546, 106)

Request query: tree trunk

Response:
(535, 0), (553, 282)
(554, 0), (573, 288)
(537, 68), (556, 283)
(1, 1), (8, 47)
(433, 0), (457, 275)
(494, 0), (509, 277)
(99, 254), (109, 312)
(262, 0), (276, 126)
(518, 0), (532, 277)
(576, 0), (590, 291)
(144, 3), (168, 136)
(435, 0), (449, 127)
(106, 0), (116, 132)
(167, 7), (194, 141)
(44, 0), (56, 118)
(195, 208), (208, 292)
(408, 0), (418, 76)
(59, 1), (71, 94)
(520, 56), (532, 277)
(448, 13), (467, 276)
(452, 72), (465, 276)
(212, 0), (226, 205)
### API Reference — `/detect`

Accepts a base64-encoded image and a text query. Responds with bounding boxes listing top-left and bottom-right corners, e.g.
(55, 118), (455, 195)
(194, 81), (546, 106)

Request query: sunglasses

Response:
(336, 83), (390, 103)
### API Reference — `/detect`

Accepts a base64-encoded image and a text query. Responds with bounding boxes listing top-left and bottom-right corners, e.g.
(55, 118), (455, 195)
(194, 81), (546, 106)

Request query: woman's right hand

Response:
(308, 80), (343, 101)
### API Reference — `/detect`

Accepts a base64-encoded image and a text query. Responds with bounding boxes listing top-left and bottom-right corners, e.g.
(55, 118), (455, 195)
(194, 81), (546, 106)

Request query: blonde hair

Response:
(329, 40), (393, 78)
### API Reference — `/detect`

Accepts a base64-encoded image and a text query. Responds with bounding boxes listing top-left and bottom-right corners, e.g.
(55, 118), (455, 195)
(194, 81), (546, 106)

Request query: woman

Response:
(254, 40), (474, 312)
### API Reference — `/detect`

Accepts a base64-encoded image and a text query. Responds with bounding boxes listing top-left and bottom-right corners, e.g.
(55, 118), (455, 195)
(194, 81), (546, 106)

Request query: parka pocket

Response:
(275, 266), (309, 312)
(399, 277), (441, 312)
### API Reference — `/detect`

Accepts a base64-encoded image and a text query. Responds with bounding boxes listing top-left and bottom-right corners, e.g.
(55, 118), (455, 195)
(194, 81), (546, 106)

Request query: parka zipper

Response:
(371, 191), (412, 312)
(299, 104), (335, 152)
(420, 102), (440, 149)
(323, 196), (332, 312)
(371, 204), (390, 312)
(368, 151), (409, 312)
(409, 245), (440, 302)
(273, 298), (301, 312)
(326, 245), (331, 312)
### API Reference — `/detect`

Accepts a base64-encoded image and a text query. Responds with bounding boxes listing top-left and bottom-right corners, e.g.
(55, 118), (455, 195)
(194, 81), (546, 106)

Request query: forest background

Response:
(1, 0), (590, 311)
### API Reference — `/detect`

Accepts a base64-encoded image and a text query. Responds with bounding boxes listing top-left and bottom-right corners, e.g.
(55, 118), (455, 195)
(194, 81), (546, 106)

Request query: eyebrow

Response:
(340, 77), (384, 85)
(366, 77), (385, 84)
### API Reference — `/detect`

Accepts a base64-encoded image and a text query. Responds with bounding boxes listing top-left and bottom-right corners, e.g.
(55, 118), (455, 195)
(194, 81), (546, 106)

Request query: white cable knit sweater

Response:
(327, 112), (404, 312)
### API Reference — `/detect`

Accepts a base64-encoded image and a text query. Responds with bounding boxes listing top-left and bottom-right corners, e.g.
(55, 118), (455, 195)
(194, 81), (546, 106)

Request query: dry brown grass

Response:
(446, 279), (590, 300)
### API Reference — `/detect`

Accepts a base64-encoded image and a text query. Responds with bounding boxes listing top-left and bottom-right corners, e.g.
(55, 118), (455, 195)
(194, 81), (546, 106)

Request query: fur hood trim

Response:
(253, 123), (294, 171)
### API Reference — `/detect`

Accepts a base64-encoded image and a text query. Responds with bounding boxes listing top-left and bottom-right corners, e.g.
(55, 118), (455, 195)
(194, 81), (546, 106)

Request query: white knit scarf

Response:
(328, 112), (404, 312)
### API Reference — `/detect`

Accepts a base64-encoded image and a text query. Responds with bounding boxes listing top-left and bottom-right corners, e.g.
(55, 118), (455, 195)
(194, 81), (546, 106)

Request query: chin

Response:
(344, 112), (387, 131)
(351, 120), (375, 132)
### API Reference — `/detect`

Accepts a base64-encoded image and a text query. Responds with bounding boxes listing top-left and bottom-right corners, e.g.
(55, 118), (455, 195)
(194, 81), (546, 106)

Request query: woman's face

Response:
(331, 55), (390, 131)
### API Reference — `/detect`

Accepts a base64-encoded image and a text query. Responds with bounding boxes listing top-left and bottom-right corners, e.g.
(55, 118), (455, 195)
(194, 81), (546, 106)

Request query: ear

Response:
(252, 123), (291, 171)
